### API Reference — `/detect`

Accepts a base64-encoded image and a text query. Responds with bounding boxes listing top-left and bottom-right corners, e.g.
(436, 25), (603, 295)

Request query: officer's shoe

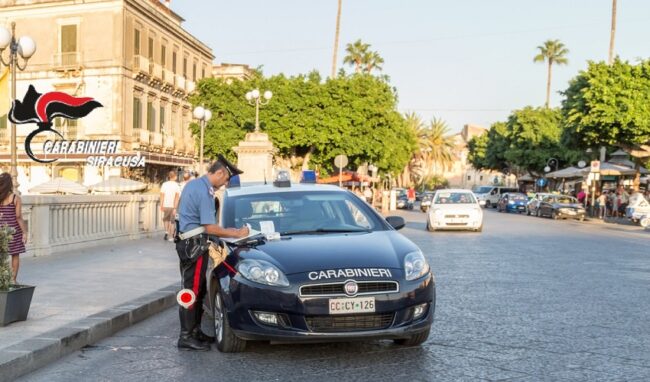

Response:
(194, 330), (215, 344)
(177, 335), (211, 351)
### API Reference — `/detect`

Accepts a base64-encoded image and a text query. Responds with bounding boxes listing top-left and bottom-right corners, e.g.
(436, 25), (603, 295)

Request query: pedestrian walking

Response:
(179, 171), (191, 193)
(0, 173), (28, 285)
(160, 171), (181, 242)
(598, 191), (607, 219)
(174, 155), (249, 351)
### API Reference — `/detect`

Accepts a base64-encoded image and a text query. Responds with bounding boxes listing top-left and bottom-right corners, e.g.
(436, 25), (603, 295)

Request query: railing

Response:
(133, 55), (150, 75)
(53, 52), (83, 69)
(21, 195), (163, 257)
(164, 135), (175, 149)
(151, 62), (163, 80)
(151, 132), (163, 147)
(163, 69), (174, 85)
(186, 80), (196, 93)
(174, 74), (185, 91)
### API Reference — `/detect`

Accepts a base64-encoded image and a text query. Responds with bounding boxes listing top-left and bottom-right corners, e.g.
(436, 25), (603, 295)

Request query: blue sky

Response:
(173, 0), (650, 133)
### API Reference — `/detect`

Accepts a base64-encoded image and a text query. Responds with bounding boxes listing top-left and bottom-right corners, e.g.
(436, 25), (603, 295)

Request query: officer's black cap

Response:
(217, 154), (244, 177)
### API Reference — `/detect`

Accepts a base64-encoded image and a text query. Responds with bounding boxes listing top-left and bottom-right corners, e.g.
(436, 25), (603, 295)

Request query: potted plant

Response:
(0, 224), (35, 326)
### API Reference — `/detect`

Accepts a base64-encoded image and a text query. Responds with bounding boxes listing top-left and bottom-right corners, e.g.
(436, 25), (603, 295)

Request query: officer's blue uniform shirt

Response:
(178, 175), (216, 232)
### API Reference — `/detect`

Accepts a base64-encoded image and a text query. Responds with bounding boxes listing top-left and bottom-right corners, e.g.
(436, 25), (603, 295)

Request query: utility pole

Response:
(608, 0), (617, 65)
(331, 0), (342, 78)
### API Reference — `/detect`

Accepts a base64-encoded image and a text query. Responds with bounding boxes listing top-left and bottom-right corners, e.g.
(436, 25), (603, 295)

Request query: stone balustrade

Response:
(20, 195), (164, 257)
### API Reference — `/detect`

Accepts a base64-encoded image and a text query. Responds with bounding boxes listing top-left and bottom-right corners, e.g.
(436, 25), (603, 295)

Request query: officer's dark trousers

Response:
(177, 248), (209, 338)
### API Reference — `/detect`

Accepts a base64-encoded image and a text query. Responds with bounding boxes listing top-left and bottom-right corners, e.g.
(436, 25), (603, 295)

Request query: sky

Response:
(172, 0), (650, 133)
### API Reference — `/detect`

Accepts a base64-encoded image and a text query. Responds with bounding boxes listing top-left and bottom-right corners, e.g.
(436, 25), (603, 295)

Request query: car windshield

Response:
(474, 186), (493, 194)
(223, 191), (386, 234)
(556, 196), (578, 204)
(434, 192), (477, 204)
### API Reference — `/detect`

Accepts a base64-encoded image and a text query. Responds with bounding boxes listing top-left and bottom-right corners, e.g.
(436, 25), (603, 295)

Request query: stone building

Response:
(0, 0), (214, 193)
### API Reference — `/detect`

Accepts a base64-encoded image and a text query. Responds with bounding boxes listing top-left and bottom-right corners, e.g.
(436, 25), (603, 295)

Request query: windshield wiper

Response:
(280, 228), (371, 236)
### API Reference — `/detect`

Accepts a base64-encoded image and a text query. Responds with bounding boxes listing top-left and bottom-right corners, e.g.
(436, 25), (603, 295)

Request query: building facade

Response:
(442, 124), (516, 189)
(0, 0), (214, 193)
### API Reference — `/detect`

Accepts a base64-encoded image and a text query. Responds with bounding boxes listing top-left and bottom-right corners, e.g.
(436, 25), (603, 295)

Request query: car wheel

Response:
(485, 201), (491, 209)
(476, 225), (483, 232)
(551, 211), (559, 220)
(394, 328), (431, 346)
(641, 217), (650, 228)
(214, 292), (246, 353)
(426, 219), (435, 232)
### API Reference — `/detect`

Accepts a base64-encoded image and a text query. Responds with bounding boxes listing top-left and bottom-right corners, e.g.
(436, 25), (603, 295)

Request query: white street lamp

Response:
(0, 22), (37, 193)
(193, 105), (211, 174)
(245, 88), (272, 133)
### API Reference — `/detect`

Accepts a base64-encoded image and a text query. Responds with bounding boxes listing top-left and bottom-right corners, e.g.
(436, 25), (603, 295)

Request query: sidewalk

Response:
(0, 236), (180, 381)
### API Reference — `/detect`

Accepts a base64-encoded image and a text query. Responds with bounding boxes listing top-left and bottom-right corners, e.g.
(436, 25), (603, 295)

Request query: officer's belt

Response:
(179, 226), (206, 240)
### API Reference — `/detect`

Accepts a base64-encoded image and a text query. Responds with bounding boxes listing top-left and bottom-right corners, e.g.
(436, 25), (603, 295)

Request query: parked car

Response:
(396, 194), (414, 210)
(536, 195), (586, 221)
(526, 193), (553, 216)
(419, 191), (436, 212)
(473, 186), (519, 208)
(625, 193), (650, 225)
(426, 189), (483, 232)
(496, 193), (529, 213)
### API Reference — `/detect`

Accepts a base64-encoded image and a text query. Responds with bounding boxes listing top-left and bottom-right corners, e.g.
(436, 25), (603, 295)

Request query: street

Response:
(19, 209), (650, 382)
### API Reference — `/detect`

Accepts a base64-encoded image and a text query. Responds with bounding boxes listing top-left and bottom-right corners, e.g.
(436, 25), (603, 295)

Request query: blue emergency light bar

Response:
(301, 170), (317, 183)
(227, 175), (241, 188)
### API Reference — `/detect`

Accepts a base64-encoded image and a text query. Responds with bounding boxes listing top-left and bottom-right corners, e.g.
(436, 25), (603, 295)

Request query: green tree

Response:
(467, 132), (489, 170)
(422, 117), (455, 176)
(534, 39), (569, 108)
(190, 71), (415, 178)
(401, 112), (429, 186)
(343, 39), (384, 74)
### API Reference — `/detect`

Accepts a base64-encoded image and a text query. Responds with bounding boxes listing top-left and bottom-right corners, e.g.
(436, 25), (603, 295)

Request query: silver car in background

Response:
(426, 189), (484, 232)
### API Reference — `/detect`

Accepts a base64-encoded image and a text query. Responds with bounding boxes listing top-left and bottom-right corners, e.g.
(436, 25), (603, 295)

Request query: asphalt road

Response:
(19, 209), (650, 382)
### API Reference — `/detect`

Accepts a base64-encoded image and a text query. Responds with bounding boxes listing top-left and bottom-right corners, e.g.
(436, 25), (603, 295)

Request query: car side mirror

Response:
(385, 216), (405, 230)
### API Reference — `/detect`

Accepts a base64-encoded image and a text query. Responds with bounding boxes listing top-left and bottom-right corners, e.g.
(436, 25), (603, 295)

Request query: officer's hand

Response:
(237, 225), (249, 238)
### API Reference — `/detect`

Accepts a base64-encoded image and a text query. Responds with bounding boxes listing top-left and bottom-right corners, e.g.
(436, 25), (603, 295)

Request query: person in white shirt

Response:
(160, 171), (181, 241)
(179, 171), (191, 193)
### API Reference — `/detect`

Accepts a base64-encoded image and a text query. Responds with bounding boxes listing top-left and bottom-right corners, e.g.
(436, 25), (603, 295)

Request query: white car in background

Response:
(426, 189), (484, 232)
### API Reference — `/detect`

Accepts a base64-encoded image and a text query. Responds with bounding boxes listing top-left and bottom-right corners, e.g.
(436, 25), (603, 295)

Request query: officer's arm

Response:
(203, 224), (248, 238)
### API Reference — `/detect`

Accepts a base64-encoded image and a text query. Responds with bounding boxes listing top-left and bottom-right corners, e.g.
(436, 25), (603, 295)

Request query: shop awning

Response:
(28, 178), (88, 195)
(90, 177), (147, 193)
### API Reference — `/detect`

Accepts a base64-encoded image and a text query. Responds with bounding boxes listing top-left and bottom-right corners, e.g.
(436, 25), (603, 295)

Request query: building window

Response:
(192, 62), (197, 81)
(133, 97), (141, 130)
(480, 175), (484, 181)
(147, 101), (155, 132)
(172, 51), (177, 74)
(467, 175), (471, 181)
(134, 29), (140, 55)
(160, 45), (166, 67)
(183, 57), (187, 77)
(60, 24), (77, 66)
(148, 37), (154, 60)
(202, 64), (206, 79)
(54, 118), (78, 139)
(159, 106), (165, 133)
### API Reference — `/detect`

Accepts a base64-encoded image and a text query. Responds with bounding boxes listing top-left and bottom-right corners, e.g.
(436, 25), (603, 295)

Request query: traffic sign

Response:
(590, 160), (600, 173)
(334, 154), (348, 169)
(536, 178), (548, 187)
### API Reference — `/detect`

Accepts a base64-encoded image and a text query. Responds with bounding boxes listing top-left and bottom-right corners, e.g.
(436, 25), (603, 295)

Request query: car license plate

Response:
(329, 297), (375, 314)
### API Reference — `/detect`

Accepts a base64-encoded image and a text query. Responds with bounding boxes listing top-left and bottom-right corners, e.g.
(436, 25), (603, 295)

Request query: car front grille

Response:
(305, 313), (394, 332)
(444, 214), (469, 218)
(300, 281), (399, 297)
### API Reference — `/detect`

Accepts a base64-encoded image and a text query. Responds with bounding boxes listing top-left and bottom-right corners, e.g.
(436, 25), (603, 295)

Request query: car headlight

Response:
(404, 251), (430, 281)
(508, 200), (514, 205)
(237, 259), (289, 287)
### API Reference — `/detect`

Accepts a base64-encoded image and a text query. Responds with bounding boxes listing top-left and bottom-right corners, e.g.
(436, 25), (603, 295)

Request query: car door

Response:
(540, 196), (553, 216)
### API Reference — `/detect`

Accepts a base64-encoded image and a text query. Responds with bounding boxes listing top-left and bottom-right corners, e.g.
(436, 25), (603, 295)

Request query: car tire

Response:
(536, 209), (541, 218)
(476, 225), (483, 232)
(394, 328), (431, 346)
(485, 201), (491, 209)
(426, 219), (435, 232)
(551, 211), (558, 220)
(214, 292), (246, 353)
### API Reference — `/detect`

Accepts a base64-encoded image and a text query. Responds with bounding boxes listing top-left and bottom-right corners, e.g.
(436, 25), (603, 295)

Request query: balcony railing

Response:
(185, 80), (196, 93)
(53, 52), (83, 69)
(163, 69), (174, 85)
(151, 63), (163, 80)
(174, 75), (185, 91)
(139, 129), (150, 145)
(151, 132), (163, 147)
(163, 136), (175, 149)
(133, 55), (150, 76)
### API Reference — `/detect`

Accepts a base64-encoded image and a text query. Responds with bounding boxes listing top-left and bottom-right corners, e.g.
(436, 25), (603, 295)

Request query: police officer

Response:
(175, 155), (249, 351)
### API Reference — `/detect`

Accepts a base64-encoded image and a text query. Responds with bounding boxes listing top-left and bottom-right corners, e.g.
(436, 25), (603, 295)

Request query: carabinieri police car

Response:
(206, 171), (435, 352)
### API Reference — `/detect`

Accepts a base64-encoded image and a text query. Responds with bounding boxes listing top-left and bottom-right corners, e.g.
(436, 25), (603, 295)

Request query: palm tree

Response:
(331, 0), (343, 78)
(609, 0), (617, 64)
(402, 112), (429, 184)
(363, 51), (384, 73)
(534, 39), (569, 108)
(422, 118), (455, 177)
(343, 39), (369, 73)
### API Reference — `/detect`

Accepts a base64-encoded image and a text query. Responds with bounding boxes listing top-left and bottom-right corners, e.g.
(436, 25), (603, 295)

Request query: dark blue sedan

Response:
(206, 181), (435, 352)
(497, 192), (529, 213)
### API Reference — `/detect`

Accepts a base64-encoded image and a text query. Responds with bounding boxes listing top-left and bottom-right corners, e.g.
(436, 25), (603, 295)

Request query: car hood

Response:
(553, 203), (584, 209)
(236, 231), (418, 275)
(430, 204), (481, 211)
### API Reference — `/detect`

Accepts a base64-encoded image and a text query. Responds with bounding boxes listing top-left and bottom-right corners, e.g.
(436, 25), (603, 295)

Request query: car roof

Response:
(224, 183), (346, 197)
(435, 188), (474, 193)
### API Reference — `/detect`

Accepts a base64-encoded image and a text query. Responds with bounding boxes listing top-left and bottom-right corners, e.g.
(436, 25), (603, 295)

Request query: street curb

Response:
(0, 283), (178, 382)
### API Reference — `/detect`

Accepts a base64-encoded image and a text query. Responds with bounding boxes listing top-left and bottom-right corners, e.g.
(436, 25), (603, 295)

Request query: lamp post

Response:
(192, 106), (212, 174)
(245, 89), (272, 133)
(544, 158), (559, 173)
(0, 23), (37, 193)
